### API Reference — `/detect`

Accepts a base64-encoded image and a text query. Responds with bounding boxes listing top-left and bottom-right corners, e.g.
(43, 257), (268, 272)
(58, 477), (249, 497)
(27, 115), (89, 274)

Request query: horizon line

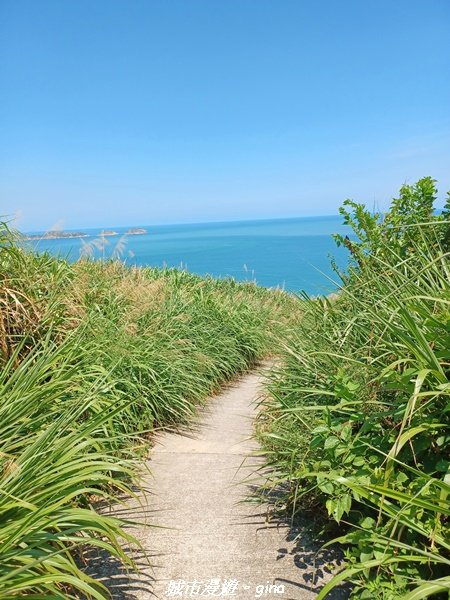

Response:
(22, 213), (343, 234)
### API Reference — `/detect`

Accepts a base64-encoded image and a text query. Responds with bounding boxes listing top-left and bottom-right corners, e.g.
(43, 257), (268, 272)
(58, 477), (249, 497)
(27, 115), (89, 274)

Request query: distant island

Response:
(24, 231), (89, 241)
(23, 228), (148, 241)
(126, 228), (147, 235)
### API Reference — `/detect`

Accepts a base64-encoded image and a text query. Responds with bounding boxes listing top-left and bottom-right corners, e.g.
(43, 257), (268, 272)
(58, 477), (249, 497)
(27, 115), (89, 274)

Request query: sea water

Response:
(24, 215), (352, 295)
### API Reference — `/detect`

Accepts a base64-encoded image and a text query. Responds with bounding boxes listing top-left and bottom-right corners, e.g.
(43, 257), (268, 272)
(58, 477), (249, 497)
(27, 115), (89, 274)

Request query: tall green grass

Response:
(0, 221), (295, 598)
(259, 178), (450, 598)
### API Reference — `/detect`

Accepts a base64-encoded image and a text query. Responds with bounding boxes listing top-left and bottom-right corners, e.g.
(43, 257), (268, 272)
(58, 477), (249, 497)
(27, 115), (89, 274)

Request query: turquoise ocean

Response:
(25, 215), (352, 295)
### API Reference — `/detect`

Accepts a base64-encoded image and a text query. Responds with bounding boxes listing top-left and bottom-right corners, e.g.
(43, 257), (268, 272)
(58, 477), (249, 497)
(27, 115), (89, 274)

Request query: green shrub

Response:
(260, 178), (450, 598)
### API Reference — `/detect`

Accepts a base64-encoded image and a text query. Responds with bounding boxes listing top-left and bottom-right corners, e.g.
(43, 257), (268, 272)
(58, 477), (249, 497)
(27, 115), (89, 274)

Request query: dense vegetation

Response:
(260, 177), (450, 598)
(3, 177), (448, 598)
(0, 224), (293, 599)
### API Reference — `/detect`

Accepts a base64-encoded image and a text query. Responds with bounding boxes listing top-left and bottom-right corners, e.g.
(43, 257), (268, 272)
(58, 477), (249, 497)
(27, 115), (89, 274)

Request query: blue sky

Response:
(1, 0), (449, 231)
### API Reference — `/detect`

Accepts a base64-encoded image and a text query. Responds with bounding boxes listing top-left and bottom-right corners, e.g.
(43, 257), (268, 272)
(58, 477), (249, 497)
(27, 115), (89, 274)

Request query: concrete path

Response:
(96, 367), (344, 599)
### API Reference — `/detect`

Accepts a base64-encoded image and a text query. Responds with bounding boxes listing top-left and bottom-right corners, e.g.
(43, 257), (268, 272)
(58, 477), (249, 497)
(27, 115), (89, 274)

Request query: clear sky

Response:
(1, 0), (449, 231)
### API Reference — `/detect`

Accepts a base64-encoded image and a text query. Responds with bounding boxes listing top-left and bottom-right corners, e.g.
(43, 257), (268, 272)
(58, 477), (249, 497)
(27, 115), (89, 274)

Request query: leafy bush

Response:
(334, 176), (450, 268)
(260, 178), (450, 598)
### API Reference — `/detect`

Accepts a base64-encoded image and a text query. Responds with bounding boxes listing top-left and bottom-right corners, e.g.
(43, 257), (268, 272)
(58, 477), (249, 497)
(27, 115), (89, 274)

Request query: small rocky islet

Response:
(24, 227), (148, 240)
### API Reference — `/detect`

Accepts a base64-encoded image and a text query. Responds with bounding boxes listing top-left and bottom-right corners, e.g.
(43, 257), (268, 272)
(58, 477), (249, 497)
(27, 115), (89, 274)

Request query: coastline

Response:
(23, 227), (147, 241)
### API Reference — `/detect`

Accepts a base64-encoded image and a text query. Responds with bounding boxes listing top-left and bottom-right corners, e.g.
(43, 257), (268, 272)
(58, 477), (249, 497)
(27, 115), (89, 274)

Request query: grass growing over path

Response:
(259, 178), (450, 599)
(0, 222), (294, 598)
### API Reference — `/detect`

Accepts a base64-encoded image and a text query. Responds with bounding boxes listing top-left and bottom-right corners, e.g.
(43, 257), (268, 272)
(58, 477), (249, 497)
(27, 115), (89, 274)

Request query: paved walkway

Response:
(95, 368), (343, 599)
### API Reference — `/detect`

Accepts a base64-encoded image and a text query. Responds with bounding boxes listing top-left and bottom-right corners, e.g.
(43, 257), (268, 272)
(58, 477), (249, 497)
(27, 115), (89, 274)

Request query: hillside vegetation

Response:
(260, 177), (450, 598)
(0, 225), (294, 598)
